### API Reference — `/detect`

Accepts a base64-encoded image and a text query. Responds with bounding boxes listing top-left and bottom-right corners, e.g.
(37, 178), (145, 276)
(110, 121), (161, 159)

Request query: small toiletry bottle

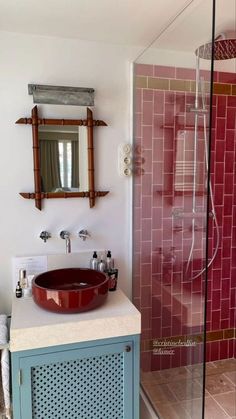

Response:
(15, 281), (22, 298)
(27, 274), (35, 289)
(107, 269), (119, 292)
(90, 251), (98, 270)
(98, 259), (106, 272)
(19, 269), (27, 289)
(22, 278), (32, 298)
(106, 250), (114, 271)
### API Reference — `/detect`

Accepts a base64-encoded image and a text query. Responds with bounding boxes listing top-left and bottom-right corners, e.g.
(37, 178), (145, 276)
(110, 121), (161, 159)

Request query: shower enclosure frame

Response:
(202, 1), (217, 417)
(132, 0), (222, 418)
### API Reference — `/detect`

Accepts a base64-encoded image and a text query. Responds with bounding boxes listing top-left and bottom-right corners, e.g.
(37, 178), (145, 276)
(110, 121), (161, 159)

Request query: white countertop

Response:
(10, 289), (141, 352)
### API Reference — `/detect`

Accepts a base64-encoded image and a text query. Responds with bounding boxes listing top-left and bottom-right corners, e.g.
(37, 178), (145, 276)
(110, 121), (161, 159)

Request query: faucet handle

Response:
(60, 230), (70, 240)
(78, 229), (90, 241)
(40, 231), (51, 243)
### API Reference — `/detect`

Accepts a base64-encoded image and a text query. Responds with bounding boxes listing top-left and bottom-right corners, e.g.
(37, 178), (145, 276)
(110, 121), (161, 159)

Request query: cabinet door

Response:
(18, 341), (134, 419)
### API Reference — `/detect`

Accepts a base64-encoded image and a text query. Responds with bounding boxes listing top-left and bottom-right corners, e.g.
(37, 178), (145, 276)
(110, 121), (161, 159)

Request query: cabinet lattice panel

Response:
(31, 352), (124, 419)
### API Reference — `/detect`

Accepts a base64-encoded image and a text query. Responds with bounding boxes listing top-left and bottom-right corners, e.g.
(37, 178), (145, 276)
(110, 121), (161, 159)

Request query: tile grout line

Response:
(209, 394), (233, 418)
(221, 372), (236, 387)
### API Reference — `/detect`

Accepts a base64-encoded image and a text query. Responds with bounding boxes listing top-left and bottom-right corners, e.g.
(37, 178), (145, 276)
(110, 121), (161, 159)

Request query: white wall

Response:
(0, 31), (138, 314)
(136, 46), (236, 73)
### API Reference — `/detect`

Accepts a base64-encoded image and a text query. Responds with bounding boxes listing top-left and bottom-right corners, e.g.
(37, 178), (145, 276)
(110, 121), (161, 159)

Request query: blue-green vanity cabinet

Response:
(11, 334), (140, 419)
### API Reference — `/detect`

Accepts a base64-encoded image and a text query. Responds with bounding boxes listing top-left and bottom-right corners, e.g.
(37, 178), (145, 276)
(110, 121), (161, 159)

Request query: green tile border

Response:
(135, 76), (236, 96)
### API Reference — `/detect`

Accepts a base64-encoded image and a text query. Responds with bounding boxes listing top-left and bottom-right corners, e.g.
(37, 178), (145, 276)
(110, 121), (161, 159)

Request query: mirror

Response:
(39, 125), (88, 193)
(16, 106), (109, 210)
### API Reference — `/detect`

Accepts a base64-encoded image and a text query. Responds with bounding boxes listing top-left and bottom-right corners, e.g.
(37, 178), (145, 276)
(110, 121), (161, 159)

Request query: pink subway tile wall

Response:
(209, 90), (236, 361)
(133, 64), (236, 370)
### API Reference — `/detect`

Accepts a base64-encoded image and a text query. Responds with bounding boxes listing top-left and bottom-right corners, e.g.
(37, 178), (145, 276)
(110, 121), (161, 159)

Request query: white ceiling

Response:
(0, 0), (235, 52)
(0, 0), (199, 47)
(152, 0), (236, 51)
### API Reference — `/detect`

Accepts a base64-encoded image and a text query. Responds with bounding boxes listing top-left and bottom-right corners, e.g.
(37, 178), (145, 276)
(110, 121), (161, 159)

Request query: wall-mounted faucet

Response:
(39, 231), (51, 243)
(60, 231), (71, 253)
(78, 229), (90, 241)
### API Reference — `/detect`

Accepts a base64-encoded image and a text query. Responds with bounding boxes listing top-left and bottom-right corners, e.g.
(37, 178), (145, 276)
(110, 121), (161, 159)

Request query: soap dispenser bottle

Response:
(90, 251), (98, 270)
(106, 250), (114, 271)
(15, 281), (22, 298)
(98, 259), (106, 272)
(19, 269), (27, 289)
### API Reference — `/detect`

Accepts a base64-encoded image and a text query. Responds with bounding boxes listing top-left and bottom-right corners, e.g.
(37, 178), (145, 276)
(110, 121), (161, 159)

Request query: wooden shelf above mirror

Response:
(16, 106), (109, 210)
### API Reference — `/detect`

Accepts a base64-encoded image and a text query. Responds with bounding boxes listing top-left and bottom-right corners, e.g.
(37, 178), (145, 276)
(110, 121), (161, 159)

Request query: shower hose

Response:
(185, 54), (220, 280)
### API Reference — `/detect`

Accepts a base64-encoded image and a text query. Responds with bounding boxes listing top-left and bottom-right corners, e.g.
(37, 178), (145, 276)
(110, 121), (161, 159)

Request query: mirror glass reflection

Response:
(39, 125), (88, 193)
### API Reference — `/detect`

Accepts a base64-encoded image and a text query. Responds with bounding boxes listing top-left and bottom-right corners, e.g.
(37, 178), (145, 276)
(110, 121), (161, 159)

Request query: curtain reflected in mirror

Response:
(39, 126), (88, 193)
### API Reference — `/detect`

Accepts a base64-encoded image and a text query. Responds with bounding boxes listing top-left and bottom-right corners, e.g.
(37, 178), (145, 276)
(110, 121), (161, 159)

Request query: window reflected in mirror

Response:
(39, 126), (88, 193)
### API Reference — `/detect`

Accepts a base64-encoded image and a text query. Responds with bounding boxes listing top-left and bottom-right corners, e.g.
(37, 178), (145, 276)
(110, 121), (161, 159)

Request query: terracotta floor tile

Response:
(224, 371), (236, 386)
(186, 363), (204, 378)
(142, 359), (236, 418)
(186, 362), (218, 377)
(141, 370), (163, 384)
(212, 359), (236, 374)
(205, 362), (221, 375)
(181, 397), (204, 419)
(154, 401), (191, 419)
(167, 379), (203, 401)
(160, 366), (191, 383)
(205, 373), (235, 395)
(213, 391), (236, 417)
(204, 396), (230, 419)
(144, 382), (178, 404)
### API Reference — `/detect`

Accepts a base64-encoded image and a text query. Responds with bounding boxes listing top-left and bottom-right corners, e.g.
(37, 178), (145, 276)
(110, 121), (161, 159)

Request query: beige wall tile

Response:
(170, 79), (191, 92)
(135, 76), (147, 88)
(213, 83), (232, 95)
(148, 77), (169, 90)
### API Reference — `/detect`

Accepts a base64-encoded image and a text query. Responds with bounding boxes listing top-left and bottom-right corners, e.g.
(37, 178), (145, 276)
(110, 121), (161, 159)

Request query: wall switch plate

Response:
(118, 143), (133, 176)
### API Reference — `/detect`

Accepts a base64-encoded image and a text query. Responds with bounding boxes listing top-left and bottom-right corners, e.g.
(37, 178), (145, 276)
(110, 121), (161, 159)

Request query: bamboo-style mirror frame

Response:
(16, 106), (109, 210)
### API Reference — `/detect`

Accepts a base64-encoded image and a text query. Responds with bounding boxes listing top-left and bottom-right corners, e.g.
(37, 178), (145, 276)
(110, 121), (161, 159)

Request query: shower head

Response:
(196, 37), (236, 60)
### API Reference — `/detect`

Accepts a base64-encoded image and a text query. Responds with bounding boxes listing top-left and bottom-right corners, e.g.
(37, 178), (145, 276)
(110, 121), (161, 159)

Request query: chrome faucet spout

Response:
(65, 237), (71, 254)
(60, 230), (71, 254)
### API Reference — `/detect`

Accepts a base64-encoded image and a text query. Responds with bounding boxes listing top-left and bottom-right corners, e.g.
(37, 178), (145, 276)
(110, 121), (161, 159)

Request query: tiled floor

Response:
(141, 358), (236, 418)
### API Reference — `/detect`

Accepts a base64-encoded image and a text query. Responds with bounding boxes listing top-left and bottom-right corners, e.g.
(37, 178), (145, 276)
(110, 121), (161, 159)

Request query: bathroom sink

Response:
(32, 268), (109, 314)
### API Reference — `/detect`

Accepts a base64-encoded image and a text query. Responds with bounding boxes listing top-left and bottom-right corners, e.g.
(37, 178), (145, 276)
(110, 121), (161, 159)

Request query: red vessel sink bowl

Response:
(32, 268), (109, 314)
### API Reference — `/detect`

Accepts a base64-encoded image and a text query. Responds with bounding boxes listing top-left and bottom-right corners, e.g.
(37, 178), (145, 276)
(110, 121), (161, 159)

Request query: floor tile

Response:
(181, 397), (204, 419)
(204, 396), (230, 419)
(224, 371), (236, 386)
(142, 359), (236, 419)
(213, 391), (236, 417)
(160, 366), (191, 383)
(144, 382), (178, 404)
(154, 401), (190, 419)
(205, 373), (235, 395)
(212, 359), (236, 374)
(186, 363), (204, 378)
(186, 362), (219, 377)
(167, 379), (203, 401)
(141, 370), (163, 384)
